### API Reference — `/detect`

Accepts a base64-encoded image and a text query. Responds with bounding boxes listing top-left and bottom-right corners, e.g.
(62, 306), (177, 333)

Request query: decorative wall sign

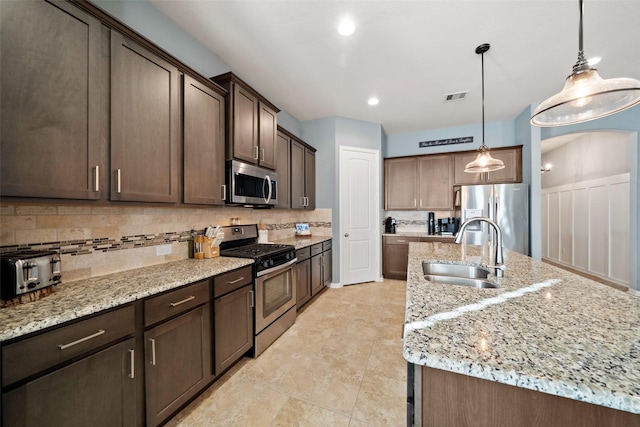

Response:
(419, 136), (473, 148)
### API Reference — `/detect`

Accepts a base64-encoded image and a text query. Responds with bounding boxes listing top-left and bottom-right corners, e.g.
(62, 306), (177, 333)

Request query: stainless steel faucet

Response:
(454, 216), (505, 277)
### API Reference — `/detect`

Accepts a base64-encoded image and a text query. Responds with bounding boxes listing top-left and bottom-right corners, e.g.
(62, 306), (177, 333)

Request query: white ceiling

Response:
(149, 0), (640, 135)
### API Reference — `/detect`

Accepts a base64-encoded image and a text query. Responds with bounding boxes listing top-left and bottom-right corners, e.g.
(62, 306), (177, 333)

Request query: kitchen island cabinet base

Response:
(409, 364), (639, 427)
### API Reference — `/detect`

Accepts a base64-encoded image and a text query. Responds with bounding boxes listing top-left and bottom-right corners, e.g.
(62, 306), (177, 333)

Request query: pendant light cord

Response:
(481, 49), (485, 149)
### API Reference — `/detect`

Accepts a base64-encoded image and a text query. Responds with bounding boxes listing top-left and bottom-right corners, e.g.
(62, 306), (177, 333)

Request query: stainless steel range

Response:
(219, 224), (297, 356)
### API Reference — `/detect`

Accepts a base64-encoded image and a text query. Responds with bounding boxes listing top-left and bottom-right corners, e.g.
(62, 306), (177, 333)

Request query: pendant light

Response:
(464, 43), (505, 174)
(530, 0), (640, 127)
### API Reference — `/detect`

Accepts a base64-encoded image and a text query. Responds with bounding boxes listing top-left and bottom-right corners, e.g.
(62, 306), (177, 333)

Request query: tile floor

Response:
(166, 279), (408, 427)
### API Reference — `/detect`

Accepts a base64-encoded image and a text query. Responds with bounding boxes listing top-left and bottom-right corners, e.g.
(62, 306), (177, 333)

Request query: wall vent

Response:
(443, 91), (468, 102)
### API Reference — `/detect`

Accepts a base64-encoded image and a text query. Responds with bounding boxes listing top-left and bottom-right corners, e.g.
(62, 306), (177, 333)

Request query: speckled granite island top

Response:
(0, 257), (253, 342)
(403, 242), (639, 414)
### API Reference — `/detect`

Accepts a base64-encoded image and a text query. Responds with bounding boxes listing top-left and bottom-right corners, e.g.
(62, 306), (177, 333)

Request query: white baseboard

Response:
(327, 282), (342, 289)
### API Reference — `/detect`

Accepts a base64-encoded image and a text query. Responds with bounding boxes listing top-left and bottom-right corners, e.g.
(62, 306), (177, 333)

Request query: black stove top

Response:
(217, 225), (297, 274)
(220, 243), (294, 259)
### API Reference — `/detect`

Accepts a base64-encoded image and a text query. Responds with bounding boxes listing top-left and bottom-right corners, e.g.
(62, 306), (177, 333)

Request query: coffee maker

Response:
(384, 217), (397, 234)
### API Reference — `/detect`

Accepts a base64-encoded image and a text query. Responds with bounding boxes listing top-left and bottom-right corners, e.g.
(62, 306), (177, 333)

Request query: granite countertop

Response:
(382, 231), (456, 239)
(273, 235), (331, 250)
(403, 242), (640, 414)
(0, 257), (253, 342)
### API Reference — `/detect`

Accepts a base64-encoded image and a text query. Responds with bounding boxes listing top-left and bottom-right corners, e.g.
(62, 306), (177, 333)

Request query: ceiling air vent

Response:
(443, 91), (468, 102)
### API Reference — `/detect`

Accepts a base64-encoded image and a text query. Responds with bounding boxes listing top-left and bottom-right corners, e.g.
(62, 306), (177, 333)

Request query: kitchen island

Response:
(404, 242), (639, 426)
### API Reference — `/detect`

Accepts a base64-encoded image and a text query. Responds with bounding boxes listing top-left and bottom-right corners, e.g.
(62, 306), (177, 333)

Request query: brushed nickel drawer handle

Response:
(221, 184), (226, 201)
(169, 295), (195, 307)
(397, 240), (407, 243)
(248, 290), (254, 308)
(58, 329), (106, 350)
(228, 277), (245, 285)
(94, 166), (100, 192)
(150, 338), (156, 366)
(128, 349), (135, 379)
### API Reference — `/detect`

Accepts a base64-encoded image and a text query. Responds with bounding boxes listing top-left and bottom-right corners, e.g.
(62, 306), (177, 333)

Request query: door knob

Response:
(344, 233), (349, 237)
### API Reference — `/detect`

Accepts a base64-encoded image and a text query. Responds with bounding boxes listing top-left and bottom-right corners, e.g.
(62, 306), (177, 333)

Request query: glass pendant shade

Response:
(464, 145), (505, 173)
(531, 68), (640, 127)
(464, 43), (506, 174)
(530, 0), (640, 127)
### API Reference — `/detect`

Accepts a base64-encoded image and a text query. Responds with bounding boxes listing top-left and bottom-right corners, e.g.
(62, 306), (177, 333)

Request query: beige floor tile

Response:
(351, 371), (407, 427)
(271, 397), (351, 427)
(168, 279), (408, 426)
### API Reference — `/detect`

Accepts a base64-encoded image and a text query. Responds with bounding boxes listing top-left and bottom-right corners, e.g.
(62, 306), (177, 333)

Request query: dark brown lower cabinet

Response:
(144, 304), (211, 426)
(296, 258), (312, 308)
(383, 236), (452, 280)
(3, 338), (137, 427)
(311, 251), (323, 296)
(214, 284), (253, 375)
(411, 365), (639, 427)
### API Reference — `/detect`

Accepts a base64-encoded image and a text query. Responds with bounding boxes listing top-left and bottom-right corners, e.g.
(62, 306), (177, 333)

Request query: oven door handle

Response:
(256, 258), (297, 277)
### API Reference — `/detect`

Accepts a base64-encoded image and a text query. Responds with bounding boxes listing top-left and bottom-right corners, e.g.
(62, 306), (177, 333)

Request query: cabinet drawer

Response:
(310, 243), (323, 257)
(145, 280), (210, 327)
(384, 236), (420, 245)
(295, 247), (311, 262)
(322, 240), (332, 251)
(2, 305), (135, 386)
(213, 266), (253, 298)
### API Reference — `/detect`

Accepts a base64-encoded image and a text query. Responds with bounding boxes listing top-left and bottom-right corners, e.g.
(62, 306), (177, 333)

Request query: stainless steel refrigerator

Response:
(459, 183), (529, 255)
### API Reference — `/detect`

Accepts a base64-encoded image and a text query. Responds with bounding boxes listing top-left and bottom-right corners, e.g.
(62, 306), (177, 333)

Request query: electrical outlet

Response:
(156, 244), (172, 256)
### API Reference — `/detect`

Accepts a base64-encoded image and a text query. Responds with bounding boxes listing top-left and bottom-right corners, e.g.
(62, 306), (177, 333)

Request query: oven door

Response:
(255, 259), (296, 333)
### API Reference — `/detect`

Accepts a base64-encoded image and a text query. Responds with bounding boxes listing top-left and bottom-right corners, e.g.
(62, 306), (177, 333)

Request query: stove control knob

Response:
(269, 259), (274, 267)
(262, 261), (270, 269)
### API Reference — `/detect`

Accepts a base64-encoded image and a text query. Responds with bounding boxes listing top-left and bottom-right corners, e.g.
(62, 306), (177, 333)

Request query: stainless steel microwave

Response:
(227, 160), (277, 206)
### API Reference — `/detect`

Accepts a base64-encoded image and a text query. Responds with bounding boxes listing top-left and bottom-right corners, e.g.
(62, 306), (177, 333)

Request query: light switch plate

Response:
(156, 244), (172, 256)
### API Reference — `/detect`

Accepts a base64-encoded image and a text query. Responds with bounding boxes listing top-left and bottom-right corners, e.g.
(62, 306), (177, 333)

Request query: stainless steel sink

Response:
(424, 274), (498, 289)
(422, 262), (490, 279)
(422, 262), (498, 288)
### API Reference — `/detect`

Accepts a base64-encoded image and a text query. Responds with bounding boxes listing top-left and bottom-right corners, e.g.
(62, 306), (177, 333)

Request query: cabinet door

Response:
(296, 258), (311, 308)
(486, 147), (522, 184)
(311, 254), (323, 296)
(232, 84), (259, 164)
(418, 155), (453, 210)
(274, 132), (291, 208)
(3, 338), (137, 427)
(453, 152), (484, 185)
(258, 102), (277, 170)
(322, 250), (332, 287)
(214, 285), (253, 375)
(304, 148), (316, 209)
(382, 237), (414, 280)
(384, 158), (418, 209)
(290, 140), (305, 209)
(111, 31), (180, 203)
(0, 0), (106, 199)
(183, 75), (226, 205)
(145, 304), (211, 427)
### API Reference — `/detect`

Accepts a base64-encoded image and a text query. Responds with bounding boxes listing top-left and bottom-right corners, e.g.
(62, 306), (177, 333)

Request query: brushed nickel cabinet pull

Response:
(260, 148), (265, 162)
(58, 329), (106, 350)
(169, 295), (195, 307)
(228, 277), (245, 285)
(414, 199), (417, 207)
(128, 349), (135, 379)
(94, 166), (100, 192)
(248, 290), (254, 308)
(150, 338), (156, 366)
(221, 184), (226, 201)
(116, 169), (122, 193)
(253, 146), (259, 160)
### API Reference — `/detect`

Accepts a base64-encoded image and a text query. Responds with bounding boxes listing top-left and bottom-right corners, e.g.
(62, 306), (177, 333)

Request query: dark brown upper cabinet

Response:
(110, 31), (181, 203)
(453, 146), (523, 185)
(211, 72), (280, 170)
(274, 130), (291, 208)
(290, 139), (316, 210)
(0, 0), (107, 200)
(183, 75), (226, 205)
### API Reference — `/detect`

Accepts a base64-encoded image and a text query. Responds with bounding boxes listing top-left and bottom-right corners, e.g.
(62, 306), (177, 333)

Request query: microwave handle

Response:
(263, 175), (272, 204)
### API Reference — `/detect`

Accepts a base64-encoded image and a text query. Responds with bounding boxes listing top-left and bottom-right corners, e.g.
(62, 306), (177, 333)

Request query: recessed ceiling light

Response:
(338, 18), (355, 36)
(368, 97), (379, 106)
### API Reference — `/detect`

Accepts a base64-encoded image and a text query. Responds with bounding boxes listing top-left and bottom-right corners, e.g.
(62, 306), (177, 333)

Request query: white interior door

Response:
(339, 146), (380, 286)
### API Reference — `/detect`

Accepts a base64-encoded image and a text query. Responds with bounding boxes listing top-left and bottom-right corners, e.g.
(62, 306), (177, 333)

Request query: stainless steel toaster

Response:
(0, 250), (61, 300)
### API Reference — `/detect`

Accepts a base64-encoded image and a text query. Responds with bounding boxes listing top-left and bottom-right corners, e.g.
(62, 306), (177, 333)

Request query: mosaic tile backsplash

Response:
(0, 203), (331, 281)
